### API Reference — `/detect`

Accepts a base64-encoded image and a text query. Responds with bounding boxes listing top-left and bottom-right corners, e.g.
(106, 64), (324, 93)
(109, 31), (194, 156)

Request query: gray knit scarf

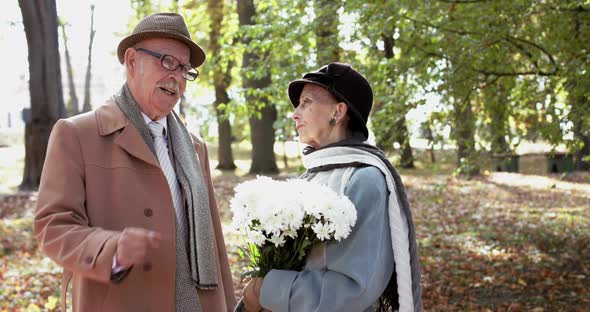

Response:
(114, 83), (218, 289)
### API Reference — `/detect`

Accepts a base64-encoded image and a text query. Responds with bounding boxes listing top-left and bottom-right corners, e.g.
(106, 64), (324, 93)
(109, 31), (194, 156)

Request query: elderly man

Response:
(34, 13), (236, 311)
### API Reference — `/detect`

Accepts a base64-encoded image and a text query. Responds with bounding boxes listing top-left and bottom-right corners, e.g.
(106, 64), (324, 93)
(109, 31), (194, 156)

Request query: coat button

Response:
(84, 256), (93, 264)
(143, 262), (152, 272)
(144, 208), (153, 217)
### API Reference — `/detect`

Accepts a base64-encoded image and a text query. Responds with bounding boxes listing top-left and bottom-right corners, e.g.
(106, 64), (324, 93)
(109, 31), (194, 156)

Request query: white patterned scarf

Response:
(302, 144), (422, 312)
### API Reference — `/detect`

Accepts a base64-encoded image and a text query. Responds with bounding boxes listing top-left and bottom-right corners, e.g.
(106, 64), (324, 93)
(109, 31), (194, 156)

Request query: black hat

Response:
(288, 62), (373, 140)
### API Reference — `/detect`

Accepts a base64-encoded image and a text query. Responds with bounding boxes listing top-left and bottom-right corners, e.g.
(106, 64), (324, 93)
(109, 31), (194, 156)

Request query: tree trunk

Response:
(574, 131), (590, 171)
(382, 33), (415, 168)
(237, 0), (278, 174)
(209, 0), (236, 170)
(485, 82), (511, 154)
(453, 96), (480, 176)
(569, 91), (590, 171)
(248, 106), (278, 174)
(568, 13), (589, 171)
(60, 22), (79, 116)
(82, 5), (95, 113)
(314, 0), (341, 65)
(282, 141), (289, 169)
(490, 121), (510, 154)
(394, 116), (415, 168)
(18, 0), (65, 190)
(215, 89), (237, 170)
(423, 121), (436, 163)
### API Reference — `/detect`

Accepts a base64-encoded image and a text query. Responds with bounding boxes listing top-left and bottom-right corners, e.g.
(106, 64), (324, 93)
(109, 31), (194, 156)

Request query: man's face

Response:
(127, 38), (190, 120)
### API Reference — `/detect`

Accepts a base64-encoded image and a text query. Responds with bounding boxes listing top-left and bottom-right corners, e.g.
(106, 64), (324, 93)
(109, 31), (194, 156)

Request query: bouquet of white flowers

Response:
(230, 176), (357, 277)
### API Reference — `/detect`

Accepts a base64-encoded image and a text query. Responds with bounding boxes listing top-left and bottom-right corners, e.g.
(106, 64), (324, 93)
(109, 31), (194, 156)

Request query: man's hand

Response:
(243, 277), (270, 312)
(115, 228), (162, 268)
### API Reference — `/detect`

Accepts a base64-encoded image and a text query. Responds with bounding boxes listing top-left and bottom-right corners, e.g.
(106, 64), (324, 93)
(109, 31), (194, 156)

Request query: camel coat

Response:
(34, 100), (237, 311)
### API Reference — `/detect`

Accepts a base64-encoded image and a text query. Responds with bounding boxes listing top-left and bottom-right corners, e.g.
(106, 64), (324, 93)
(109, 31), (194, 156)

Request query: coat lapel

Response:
(114, 125), (160, 168)
(95, 101), (159, 168)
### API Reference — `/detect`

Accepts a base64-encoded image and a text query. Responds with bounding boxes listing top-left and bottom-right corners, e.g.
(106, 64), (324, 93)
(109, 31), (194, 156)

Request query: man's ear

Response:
(124, 48), (137, 73)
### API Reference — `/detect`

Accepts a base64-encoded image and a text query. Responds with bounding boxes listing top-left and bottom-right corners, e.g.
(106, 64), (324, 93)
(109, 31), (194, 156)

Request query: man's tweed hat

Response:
(117, 13), (205, 68)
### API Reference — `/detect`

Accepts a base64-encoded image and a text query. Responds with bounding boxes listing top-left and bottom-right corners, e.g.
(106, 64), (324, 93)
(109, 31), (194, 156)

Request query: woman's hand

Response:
(243, 277), (270, 312)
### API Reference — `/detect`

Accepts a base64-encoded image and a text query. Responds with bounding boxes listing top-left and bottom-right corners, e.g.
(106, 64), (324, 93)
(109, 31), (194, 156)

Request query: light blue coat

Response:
(259, 166), (394, 312)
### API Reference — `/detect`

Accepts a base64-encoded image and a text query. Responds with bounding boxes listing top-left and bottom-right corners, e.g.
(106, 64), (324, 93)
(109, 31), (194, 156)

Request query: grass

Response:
(0, 129), (25, 194)
(0, 146), (24, 194)
(0, 129), (24, 148)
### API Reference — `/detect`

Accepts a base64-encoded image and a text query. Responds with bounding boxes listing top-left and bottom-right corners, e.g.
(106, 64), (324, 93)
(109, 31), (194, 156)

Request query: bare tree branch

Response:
(505, 35), (557, 71)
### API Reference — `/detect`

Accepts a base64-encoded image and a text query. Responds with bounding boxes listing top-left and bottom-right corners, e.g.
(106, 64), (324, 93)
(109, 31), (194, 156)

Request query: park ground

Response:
(0, 134), (589, 311)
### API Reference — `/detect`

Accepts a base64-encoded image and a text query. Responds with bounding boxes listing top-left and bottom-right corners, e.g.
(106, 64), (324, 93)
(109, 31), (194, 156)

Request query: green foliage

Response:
(240, 224), (317, 278)
(121, 0), (590, 173)
(128, 0), (155, 26)
(478, 78), (517, 154)
(345, 0), (589, 173)
(237, 0), (315, 143)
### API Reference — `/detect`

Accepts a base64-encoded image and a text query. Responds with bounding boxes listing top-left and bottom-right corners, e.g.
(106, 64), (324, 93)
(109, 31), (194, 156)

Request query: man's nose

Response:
(168, 69), (184, 81)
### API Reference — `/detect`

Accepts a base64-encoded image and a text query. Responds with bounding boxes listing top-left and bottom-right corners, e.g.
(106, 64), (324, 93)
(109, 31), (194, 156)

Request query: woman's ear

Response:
(334, 102), (348, 120)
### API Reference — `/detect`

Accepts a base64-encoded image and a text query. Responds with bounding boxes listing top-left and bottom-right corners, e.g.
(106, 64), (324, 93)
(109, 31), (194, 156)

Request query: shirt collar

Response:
(141, 112), (167, 133)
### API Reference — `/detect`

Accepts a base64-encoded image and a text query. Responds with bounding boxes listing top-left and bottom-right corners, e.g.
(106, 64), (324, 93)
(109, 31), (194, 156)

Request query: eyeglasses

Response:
(135, 48), (199, 81)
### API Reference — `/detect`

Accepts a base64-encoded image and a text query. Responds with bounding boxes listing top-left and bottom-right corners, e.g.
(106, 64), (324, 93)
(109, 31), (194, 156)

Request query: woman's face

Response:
(292, 84), (338, 148)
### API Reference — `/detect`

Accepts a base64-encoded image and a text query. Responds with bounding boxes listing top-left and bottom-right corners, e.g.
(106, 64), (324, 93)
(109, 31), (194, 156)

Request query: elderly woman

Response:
(241, 62), (422, 312)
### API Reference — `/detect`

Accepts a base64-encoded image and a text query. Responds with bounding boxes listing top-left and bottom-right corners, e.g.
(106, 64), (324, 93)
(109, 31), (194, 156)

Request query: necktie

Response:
(148, 122), (201, 312)
(148, 122), (184, 224)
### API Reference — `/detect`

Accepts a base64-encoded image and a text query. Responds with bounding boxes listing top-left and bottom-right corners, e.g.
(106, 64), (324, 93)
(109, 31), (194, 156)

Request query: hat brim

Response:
(288, 79), (369, 140)
(288, 79), (328, 108)
(117, 31), (206, 68)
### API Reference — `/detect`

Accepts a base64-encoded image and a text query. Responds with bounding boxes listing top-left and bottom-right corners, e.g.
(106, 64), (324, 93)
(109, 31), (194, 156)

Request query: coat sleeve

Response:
(34, 119), (120, 284)
(259, 166), (394, 312)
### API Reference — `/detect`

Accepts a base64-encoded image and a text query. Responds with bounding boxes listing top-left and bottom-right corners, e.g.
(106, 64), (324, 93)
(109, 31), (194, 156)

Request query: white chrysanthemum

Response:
(230, 177), (274, 229)
(312, 222), (332, 241)
(283, 228), (298, 239)
(301, 196), (323, 219)
(330, 221), (352, 241)
(259, 210), (284, 234)
(268, 232), (286, 247)
(282, 200), (305, 230)
(230, 176), (357, 248)
(247, 230), (267, 246)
